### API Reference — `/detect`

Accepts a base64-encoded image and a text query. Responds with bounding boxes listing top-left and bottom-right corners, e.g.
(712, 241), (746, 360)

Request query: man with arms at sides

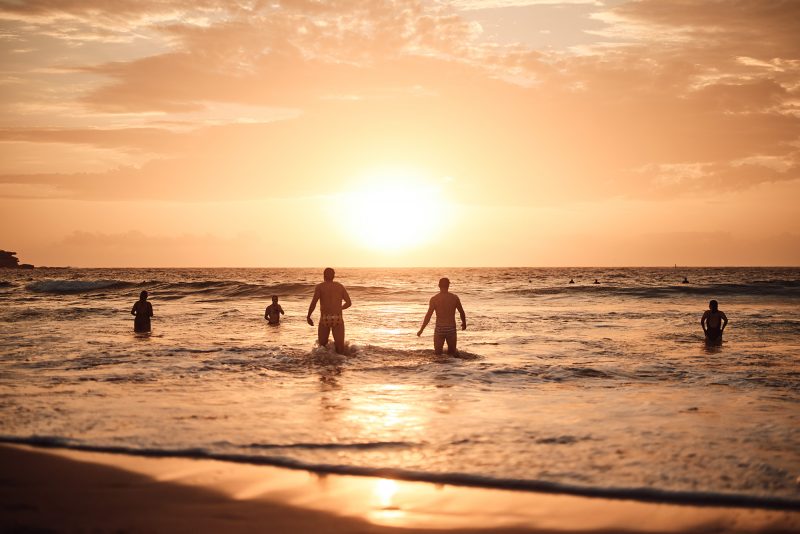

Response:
(701, 299), (728, 345)
(131, 290), (154, 333)
(307, 268), (352, 354)
(417, 277), (467, 355)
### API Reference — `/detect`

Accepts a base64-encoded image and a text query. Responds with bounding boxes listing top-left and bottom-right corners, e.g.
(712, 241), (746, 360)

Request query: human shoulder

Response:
(701, 310), (710, 318)
(443, 292), (459, 304)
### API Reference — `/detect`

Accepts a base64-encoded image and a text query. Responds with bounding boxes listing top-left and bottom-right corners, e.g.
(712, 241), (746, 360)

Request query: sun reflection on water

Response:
(346, 384), (425, 431)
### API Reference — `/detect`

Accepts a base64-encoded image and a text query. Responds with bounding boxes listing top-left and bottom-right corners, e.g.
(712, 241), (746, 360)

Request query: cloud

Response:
(453, 0), (600, 9)
(46, 230), (265, 267)
(0, 127), (183, 152)
(540, 231), (800, 266)
(0, 0), (797, 204)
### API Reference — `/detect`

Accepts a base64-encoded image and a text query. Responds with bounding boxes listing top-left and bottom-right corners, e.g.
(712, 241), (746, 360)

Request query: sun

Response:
(340, 169), (449, 252)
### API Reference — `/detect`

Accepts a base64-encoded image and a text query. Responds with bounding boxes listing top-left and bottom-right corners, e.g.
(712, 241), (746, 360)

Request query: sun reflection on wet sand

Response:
(19, 446), (800, 532)
(369, 478), (406, 523)
(375, 478), (398, 508)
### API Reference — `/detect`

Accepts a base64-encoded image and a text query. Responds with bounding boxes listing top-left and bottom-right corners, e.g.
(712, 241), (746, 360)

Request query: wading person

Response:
(131, 290), (154, 333)
(264, 295), (285, 325)
(417, 277), (467, 355)
(307, 268), (351, 354)
(701, 299), (728, 345)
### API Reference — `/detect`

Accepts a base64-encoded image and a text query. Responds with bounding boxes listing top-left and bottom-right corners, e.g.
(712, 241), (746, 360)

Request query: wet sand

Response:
(1, 444), (797, 533)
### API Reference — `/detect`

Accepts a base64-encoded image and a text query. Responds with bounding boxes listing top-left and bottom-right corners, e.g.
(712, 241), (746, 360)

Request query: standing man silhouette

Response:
(307, 268), (351, 354)
(417, 277), (467, 355)
(131, 290), (153, 333)
(701, 299), (728, 345)
(264, 295), (285, 325)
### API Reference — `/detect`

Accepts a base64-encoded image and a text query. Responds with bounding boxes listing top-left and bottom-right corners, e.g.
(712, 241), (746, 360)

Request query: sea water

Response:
(1, 268), (799, 507)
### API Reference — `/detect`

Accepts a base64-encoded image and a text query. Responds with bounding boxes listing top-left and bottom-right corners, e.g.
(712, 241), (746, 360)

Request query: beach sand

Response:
(1, 444), (797, 533)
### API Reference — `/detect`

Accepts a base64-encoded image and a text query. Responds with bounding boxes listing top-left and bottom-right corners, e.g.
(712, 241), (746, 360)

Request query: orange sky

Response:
(1, 0), (798, 267)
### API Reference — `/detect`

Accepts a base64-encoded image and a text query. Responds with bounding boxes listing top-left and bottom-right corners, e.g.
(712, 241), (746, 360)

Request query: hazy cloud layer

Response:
(0, 0), (798, 203)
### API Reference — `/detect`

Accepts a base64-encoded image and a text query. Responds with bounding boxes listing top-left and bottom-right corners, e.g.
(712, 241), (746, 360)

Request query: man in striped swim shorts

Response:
(417, 277), (467, 355)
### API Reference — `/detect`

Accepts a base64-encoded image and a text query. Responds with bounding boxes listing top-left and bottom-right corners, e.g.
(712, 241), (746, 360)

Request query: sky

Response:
(0, 0), (798, 267)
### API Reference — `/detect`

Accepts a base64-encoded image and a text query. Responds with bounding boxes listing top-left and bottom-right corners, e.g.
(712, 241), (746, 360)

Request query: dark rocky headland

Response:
(0, 250), (34, 269)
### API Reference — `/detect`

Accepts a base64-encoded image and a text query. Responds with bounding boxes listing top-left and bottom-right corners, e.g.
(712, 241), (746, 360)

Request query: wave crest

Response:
(1, 436), (798, 511)
(26, 279), (137, 293)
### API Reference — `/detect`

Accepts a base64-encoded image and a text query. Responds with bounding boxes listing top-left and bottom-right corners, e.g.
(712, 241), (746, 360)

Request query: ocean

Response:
(1, 267), (799, 508)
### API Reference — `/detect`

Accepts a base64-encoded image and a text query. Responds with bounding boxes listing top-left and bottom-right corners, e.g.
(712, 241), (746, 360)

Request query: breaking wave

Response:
(1, 436), (798, 511)
(26, 279), (137, 293)
(22, 278), (402, 299)
(511, 280), (800, 299)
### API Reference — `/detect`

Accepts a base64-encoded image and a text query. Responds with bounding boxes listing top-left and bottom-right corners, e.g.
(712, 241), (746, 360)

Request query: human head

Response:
(438, 277), (450, 291)
(140, 290), (148, 300)
(709, 299), (718, 312)
(272, 295), (278, 303)
(323, 267), (335, 281)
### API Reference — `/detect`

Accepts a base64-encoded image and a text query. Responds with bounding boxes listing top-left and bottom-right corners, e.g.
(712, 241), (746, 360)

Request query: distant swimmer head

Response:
(323, 267), (335, 281)
(709, 299), (718, 311)
(439, 277), (450, 290)
(569, 279), (575, 284)
(272, 295), (279, 303)
(139, 290), (148, 300)
(683, 277), (689, 283)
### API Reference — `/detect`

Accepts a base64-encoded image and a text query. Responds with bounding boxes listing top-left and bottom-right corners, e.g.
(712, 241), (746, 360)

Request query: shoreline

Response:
(2, 437), (798, 512)
(1, 444), (798, 533)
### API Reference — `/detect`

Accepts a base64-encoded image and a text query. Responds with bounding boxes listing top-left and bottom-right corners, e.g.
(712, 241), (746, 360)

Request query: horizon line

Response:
(12, 265), (800, 270)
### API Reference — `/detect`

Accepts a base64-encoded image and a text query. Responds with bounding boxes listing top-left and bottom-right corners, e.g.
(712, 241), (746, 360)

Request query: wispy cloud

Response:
(0, 0), (797, 204)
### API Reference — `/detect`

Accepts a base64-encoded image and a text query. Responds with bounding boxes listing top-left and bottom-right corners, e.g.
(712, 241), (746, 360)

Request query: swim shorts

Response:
(434, 325), (457, 337)
(320, 314), (343, 328)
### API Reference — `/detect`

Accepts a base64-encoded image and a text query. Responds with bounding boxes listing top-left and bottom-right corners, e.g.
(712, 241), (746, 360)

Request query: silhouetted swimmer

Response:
(569, 278), (575, 284)
(682, 277), (690, 284)
(417, 277), (467, 356)
(131, 290), (153, 333)
(307, 268), (351, 354)
(701, 299), (728, 345)
(593, 279), (600, 284)
(264, 295), (284, 325)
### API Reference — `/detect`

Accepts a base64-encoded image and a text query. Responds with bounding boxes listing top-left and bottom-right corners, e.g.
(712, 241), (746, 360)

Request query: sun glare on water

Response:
(341, 170), (449, 252)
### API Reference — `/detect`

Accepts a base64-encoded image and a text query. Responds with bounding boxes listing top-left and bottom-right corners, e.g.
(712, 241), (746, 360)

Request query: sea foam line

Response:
(1, 436), (798, 511)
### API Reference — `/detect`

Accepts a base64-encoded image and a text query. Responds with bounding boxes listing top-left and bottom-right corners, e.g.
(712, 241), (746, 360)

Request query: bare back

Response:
(316, 281), (350, 315)
(431, 291), (461, 327)
(131, 300), (152, 317)
(703, 310), (726, 329)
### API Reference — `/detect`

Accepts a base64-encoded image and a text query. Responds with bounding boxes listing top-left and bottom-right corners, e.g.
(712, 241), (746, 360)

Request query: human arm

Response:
(721, 312), (728, 332)
(147, 302), (153, 317)
(307, 287), (320, 326)
(131, 303), (137, 316)
(700, 311), (708, 334)
(417, 299), (434, 336)
(456, 297), (467, 330)
(341, 286), (351, 311)
(279, 305), (285, 316)
(264, 306), (269, 320)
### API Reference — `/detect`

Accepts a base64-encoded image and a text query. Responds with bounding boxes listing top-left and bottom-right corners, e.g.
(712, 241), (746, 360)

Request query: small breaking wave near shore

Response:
(2, 437), (799, 511)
